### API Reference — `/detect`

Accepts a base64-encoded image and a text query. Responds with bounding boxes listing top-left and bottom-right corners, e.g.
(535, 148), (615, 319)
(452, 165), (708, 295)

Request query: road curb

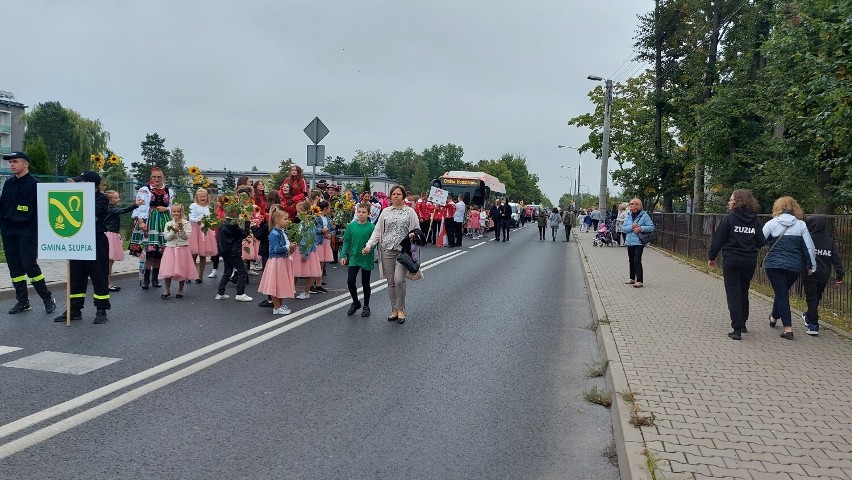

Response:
(576, 238), (651, 480)
(0, 270), (139, 301)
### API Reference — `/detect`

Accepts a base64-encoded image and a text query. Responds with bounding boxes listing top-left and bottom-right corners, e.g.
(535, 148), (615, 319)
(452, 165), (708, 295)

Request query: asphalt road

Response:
(0, 225), (618, 479)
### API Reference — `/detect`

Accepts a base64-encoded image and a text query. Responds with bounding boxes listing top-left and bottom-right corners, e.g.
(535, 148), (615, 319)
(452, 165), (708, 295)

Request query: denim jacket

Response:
(314, 215), (335, 246)
(268, 227), (291, 259)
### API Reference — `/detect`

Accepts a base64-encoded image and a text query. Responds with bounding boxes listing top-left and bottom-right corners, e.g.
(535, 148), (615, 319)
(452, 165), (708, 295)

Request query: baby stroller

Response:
(593, 222), (615, 247)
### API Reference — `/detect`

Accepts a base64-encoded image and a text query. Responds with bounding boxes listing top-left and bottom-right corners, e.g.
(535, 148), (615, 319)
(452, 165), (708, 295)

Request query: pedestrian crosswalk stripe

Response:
(0, 346), (23, 356)
(2, 351), (121, 375)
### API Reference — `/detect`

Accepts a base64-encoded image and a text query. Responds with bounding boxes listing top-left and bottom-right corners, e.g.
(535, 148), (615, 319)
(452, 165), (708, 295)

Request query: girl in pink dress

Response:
(468, 206), (481, 239)
(189, 188), (218, 282)
(257, 209), (297, 315)
(158, 204), (199, 298)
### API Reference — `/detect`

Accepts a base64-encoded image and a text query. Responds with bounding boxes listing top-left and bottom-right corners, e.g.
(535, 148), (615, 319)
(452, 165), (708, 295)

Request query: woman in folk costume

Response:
(130, 166), (174, 289)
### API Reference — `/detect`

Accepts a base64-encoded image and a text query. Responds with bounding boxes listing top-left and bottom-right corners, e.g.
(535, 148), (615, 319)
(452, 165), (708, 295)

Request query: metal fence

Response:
(651, 212), (852, 321)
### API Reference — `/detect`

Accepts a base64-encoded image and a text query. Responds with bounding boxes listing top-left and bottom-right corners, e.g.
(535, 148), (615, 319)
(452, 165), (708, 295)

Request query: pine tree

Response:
(63, 152), (82, 177)
(362, 177), (372, 194)
(223, 170), (236, 192)
(26, 137), (53, 175)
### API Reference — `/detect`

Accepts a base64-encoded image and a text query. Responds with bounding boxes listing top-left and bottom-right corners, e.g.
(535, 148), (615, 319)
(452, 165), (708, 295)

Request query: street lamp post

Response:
(560, 175), (574, 206)
(558, 145), (582, 211)
(587, 75), (613, 213)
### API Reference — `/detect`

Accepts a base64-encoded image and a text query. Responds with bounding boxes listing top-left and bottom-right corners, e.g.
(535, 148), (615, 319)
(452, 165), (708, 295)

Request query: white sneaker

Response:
(273, 306), (292, 315)
(247, 270), (260, 276)
(234, 294), (253, 302)
(296, 292), (310, 300)
(208, 269), (217, 278)
(214, 294), (229, 300)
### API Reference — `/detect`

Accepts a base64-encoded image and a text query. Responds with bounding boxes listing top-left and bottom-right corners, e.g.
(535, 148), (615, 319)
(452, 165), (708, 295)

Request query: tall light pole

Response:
(587, 75), (612, 212)
(560, 175), (574, 206)
(558, 145), (582, 211)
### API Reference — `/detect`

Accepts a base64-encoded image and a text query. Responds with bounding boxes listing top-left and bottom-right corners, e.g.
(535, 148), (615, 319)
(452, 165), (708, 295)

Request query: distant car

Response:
(508, 202), (520, 227)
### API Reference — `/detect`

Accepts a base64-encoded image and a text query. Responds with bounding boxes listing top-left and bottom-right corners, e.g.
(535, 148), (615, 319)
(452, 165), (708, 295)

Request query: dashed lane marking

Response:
(2, 351), (121, 375)
(0, 346), (23, 357)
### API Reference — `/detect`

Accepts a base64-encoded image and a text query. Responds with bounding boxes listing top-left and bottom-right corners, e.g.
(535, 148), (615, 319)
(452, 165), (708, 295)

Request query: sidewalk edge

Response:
(577, 238), (651, 480)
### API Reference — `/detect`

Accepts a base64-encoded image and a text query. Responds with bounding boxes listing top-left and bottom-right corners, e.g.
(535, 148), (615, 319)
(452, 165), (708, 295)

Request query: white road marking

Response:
(2, 351), (121, 375)
(0, 249), (465, 446)
(467, 242), (485, 249)
(0, 250), (466, 459)
(0, 346), (23, 356)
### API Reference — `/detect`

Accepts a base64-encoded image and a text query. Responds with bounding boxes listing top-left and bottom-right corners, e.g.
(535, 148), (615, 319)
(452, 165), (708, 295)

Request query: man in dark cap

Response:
(53, 171), (111, 324)
(0, 151), (56, 315)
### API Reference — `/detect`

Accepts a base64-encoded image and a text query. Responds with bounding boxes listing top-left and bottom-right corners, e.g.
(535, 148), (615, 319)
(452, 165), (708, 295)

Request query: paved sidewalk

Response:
(1, 256), (141, 297)
(578, 235), (852, 480)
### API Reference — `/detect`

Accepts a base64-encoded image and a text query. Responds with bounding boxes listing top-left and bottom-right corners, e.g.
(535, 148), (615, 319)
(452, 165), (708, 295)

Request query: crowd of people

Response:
(2, 150), (843, 336)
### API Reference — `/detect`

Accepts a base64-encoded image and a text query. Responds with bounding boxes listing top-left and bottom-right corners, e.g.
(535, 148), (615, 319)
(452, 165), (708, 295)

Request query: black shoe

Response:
(397, 316), (406, 324)
(361, 305), (371, 317)
(108, 285), (121, 292)
(54, 311), (82, 322)
(151, 279), (161, 288)
(769, 314), (778, 328)
(780, 331), (794, 340)
(741, 326), (748, 333)
(347, 301), (362, 316)
(313, 286), (328, 294)
(387, 314), (398, 322)
(93, 309), (108, 324)
(194, 279), (202, 284)
(8, 302), (31, 314)
(258, 299), (273, 308)
(728, 330), (741, 340)
(44, 297), (57, 314)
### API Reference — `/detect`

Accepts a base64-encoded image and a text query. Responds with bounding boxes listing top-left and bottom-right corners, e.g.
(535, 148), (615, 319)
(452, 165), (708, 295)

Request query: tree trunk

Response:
(693, 5), (721, 213)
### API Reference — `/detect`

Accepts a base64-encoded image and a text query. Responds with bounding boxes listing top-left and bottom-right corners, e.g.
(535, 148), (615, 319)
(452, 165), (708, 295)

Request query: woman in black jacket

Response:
(707, 189), (766, 340)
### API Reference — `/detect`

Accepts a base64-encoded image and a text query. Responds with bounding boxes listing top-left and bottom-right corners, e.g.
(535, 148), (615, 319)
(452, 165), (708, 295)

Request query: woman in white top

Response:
(188, 188), (217, 281)
(363, 185), (420, 324)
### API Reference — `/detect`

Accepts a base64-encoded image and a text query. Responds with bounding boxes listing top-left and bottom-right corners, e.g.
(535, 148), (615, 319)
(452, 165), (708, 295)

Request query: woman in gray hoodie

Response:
(762, 196), (816, 340)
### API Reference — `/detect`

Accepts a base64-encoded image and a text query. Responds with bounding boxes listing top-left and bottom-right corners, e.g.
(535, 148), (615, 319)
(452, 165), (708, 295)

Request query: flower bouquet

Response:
(199, 212), (221, 234)
(330, 193), (355, 227)
(287, 208), (317, 258)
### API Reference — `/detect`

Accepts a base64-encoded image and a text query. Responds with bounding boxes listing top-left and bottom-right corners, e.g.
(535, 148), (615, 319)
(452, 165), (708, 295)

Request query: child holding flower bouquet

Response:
(215, 196), (253, 302)
(291, 201), (322, 300)
(158, 204), (199, 298)
(189, 188), (218, 282)
(314, 200), (335, 294)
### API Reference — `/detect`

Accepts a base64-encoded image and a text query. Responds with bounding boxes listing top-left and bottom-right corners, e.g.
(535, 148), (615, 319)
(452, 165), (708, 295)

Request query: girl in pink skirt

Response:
(468, 205), (481, 239)
(158, 203), (199, 298)
(292, 201), (323, 300)
(104, 190), (143, 292)
(188, 188), (217, 282)
(258, 209), (297, 315)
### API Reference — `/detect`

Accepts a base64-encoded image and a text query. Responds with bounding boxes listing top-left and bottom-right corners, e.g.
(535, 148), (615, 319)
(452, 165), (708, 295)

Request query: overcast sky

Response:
(4, 0), (651, 203)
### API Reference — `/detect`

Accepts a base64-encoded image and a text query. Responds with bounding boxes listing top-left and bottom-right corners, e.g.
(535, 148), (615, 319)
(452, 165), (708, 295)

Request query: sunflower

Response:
(221, 195), (233, 205)
(188, 165), (201, 176)
(193, 174), (204, 185)
(311, 205), (322, 215)
(202, 181), (211, 188)
(108, 154), (120, 165)
(90, 154), (97, 162)
(95, 161), (105, 171)
(96, 153), (104, 163)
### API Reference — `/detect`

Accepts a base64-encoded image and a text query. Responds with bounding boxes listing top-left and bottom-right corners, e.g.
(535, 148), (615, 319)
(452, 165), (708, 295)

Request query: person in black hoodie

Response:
(800, 216), (845, 336)
(708, 189), (766, 340)
(215, 203), (252, 301)
(489, 199), (503, 241)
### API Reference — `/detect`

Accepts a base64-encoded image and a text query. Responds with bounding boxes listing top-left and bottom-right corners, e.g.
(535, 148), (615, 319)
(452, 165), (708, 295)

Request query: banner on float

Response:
(37, 183), (96, 260)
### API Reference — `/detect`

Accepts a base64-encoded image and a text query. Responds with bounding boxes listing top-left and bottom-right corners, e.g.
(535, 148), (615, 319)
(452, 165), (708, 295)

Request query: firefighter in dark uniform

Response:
(0, 151), (56, 315)
(53, 171), (111, 324)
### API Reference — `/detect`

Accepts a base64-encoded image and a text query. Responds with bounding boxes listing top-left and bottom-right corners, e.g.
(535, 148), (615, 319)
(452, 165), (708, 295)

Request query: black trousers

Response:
(627, 245), (645, 282)
(70, 233), (110, 312)
(495, 220), (502, 240)
(347, 266), (372, 305)
(538, 225), (546, 240)
(501, 219), (511, 240)
(722, 256), (757, 331)
(429, 220), (440, 245)
(453, 219), (463, 246)
(801, 272), (828, 325)
(218, 253), (247, 295)
(564, 225), (571, 241)
(591, 219), (600, 231)
(1, 227), (51, 304)
(445, 219), (456, 246)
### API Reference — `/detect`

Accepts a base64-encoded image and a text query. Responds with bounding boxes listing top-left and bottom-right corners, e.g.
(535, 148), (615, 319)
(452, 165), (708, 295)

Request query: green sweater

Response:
(340, 220), (376, 270)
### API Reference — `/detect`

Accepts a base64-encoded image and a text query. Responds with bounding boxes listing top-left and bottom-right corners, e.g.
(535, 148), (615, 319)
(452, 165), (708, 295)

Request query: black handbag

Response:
(396, 252), (420, 273)
(638, 231), (656, 245)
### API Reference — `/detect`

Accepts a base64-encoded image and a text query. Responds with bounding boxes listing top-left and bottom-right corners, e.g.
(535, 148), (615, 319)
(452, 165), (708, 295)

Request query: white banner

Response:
(427, 186), (448, 205)
(37, 183), (96, 260)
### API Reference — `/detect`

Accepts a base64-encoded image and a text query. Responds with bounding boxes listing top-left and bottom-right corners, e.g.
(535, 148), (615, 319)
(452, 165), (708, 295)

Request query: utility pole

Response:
(588, 76), (613, 212)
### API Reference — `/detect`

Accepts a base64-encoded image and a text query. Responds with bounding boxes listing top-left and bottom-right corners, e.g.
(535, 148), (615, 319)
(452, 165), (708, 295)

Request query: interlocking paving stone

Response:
(2, 350), (121, 375)
(579, 239), (852, 479)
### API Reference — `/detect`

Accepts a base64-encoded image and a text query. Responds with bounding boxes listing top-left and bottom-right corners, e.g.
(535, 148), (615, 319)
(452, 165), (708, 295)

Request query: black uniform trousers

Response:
(70, 233), (110, 312)
(1, 226), (52, 304)
(217, 253), (247, 295)
(494, 219), (502, 240)
(721, 256), (757, 331)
